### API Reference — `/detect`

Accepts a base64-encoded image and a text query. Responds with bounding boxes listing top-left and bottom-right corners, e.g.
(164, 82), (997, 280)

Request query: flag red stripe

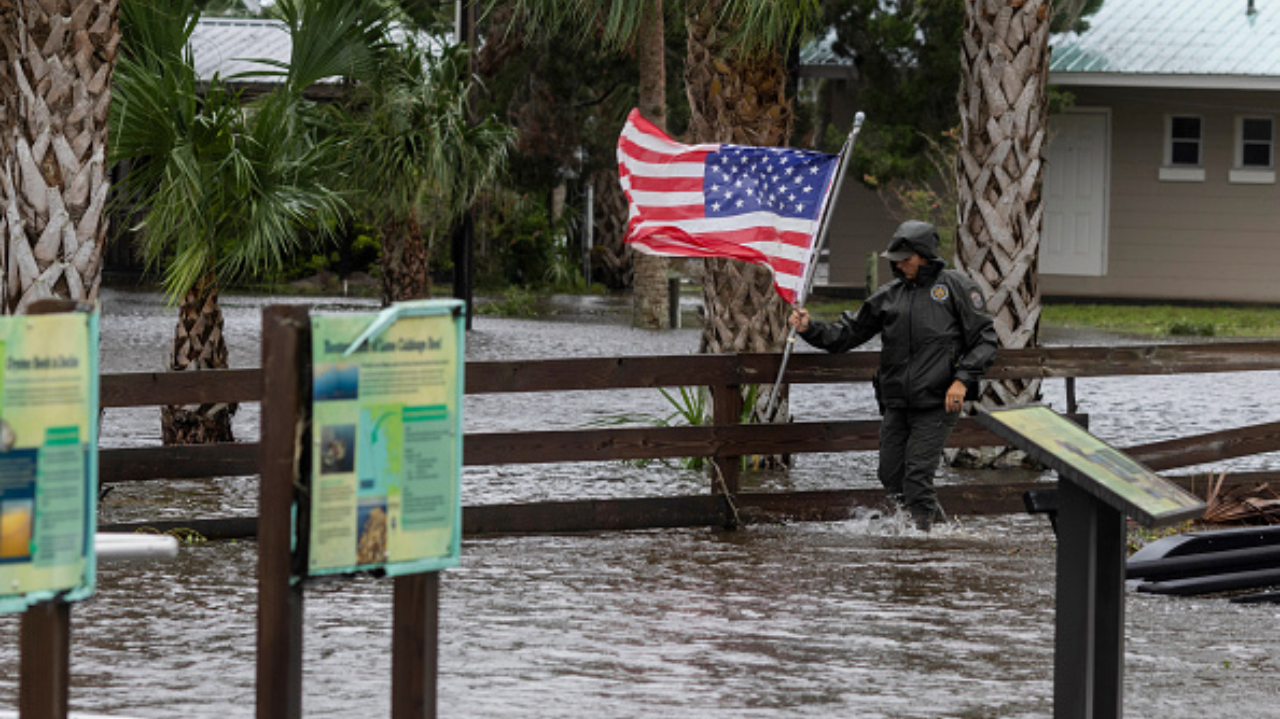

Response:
(625, 175), (704, 193)
(628, 205), (706, 222)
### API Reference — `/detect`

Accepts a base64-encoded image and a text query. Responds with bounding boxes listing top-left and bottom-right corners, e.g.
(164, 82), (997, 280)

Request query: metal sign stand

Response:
(1054, 481), (1126, 719)
(976, 405), (1206, 719)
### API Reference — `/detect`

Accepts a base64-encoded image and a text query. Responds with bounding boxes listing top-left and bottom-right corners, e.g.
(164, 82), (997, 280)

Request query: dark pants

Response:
(878, 405), (960, 518)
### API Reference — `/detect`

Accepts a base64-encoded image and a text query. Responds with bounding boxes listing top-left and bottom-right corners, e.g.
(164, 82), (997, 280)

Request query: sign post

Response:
(0, 304), (99, 719)
(257, 300), (464, 719)
(976, 405), (1206, 719)
(308, 300), (465, 719)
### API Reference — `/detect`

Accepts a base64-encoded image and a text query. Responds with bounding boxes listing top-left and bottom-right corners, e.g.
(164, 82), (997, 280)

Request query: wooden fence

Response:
(97, 339), (1280, 537)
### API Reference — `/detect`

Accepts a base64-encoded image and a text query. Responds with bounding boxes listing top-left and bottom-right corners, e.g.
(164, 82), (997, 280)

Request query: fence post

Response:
(392, 572), (441, 719)
(709, 382), (742, 496)
(257, 305), (309, 719)
(667, 277), (681, 329)
(19, 601), (70, 718)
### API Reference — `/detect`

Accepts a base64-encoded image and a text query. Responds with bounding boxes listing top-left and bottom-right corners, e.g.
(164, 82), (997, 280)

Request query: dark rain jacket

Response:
(799, 259), (998, 410)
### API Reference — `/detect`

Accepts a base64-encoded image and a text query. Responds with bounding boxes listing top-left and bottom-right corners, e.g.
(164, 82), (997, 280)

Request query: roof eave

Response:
(1050, 71), (1280, 92)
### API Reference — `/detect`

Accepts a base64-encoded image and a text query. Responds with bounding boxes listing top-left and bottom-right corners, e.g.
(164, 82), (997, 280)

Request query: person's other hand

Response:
(789, 308), (810, 332)
(945, 380), (967, 413)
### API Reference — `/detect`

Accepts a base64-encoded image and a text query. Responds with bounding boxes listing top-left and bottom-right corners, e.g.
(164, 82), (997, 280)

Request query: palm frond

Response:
(258, 0), (395, 95)
(336, 41), (515, 229)
(112, 0), (350, 303)
(120, 0), (199, 67)
(694, 0), (823, 59)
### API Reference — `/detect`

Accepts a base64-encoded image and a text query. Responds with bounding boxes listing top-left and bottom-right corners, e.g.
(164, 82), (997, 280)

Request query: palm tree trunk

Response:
(162, 274), (235, 444)
(955, 0), (1049, 408)
(592, 166), (632, 289)
(0, 0), (118, 314)
(380, 215), (429, 305)
(954, 0), (1050, 466)
(630, 0), (668, 328)
(685, 0), (795, 429)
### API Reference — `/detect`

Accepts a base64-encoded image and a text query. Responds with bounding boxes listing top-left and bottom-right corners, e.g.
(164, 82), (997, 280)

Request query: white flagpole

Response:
(762, 111), (865, 421)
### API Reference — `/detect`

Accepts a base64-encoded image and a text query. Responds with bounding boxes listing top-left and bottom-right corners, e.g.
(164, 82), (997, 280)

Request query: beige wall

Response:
(1042, 86), (1280, 303)
(824, 85), (1280, 304)
(822, 182), (903, 296)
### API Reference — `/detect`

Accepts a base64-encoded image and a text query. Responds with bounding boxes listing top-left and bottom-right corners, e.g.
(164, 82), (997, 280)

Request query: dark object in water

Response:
(1135, 567), (1280, 596)
(1127, 526), (1280, 598)
(1022, 489), (1059, 534)
(1130, 524), (1280, 561)
(1128, 545), (1280, 582)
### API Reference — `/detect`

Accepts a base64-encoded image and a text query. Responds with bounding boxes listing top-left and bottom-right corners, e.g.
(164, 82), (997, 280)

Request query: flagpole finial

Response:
(855, 111), (866, 126)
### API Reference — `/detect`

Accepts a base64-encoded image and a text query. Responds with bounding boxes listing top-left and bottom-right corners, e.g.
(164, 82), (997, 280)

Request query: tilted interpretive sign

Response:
(0, 309), (99, 614)
(306, 300), (464, 578)
(977, 404), (1205, 527)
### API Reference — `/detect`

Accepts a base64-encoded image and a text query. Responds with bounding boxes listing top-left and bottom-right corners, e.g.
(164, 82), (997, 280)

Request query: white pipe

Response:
(95, 533), (180, 563)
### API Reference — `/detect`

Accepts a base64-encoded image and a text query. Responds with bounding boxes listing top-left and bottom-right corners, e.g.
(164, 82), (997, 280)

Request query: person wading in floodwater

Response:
(789, 220), (998, 531)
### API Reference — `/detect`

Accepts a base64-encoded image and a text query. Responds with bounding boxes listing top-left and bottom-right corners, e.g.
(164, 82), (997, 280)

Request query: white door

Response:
(1043, 111), (1109, 276)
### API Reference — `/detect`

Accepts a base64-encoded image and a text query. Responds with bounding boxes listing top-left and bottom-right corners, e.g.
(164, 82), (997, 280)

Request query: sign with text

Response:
(0, 310), (99, 614)
(306, 300), (464, 577)
(976, 404), (1206, 527)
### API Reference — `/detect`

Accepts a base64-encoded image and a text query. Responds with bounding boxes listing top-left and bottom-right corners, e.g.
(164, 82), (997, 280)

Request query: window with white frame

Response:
(1239, 117), (1273, 167)
(1168, 116), (1202, 165)
(1231, 116), (1275, 184)
(1160, 115), (1204, 182)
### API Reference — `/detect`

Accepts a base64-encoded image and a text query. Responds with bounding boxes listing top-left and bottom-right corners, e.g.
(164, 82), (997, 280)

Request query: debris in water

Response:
(1202, 472), (1280, 525)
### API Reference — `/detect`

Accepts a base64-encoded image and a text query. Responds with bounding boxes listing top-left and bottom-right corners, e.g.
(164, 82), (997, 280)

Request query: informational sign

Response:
(0, 310), (99, 614)
(977, 404), (1206, 527)
(306, 300), (464, 577)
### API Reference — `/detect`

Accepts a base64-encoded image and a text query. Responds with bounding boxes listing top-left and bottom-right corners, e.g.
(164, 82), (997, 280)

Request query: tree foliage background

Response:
(117, 0), (1104, 294)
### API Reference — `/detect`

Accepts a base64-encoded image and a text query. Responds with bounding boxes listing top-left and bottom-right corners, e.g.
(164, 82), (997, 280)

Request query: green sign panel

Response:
(977, 405), (1205, 527)
(0, 310), (99, 614)
(306, 300), (464, 577)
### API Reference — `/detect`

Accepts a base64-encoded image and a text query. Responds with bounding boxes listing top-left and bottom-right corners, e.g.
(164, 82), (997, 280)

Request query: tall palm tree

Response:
(629, 0), (671, 328)
(684, 0), (821, 426)
(264, 0), (514, 305)
(112, 0), (347, 443)
(333, 41), (515, 305)
(954, 0), (1097, 420)
(0, 0), (120, 313)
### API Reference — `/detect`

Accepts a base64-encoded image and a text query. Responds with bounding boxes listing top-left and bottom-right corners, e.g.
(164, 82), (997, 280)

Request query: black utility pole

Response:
(452, 1), (478, 330)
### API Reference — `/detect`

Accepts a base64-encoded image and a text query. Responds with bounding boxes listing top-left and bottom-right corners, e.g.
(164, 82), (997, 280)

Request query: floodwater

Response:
(2, 288), (1279, 718)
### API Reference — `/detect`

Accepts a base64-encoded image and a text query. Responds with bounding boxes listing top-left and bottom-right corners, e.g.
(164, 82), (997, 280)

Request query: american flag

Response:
(617, 108), (840, 305)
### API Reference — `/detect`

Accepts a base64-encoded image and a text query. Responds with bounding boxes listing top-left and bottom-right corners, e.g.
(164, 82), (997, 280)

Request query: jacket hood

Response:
(889, 220), (941, 259)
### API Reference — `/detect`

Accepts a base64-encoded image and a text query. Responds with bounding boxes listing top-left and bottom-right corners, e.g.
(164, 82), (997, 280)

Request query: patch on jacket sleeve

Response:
(969, 289), (985, 310)
(930, 284), (949, 302)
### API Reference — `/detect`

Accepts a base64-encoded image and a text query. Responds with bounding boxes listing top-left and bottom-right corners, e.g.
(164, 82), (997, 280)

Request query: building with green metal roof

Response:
(1038, 0), (1280, 303)
(1050, 0), (1280, 89)
(823, 0), (1280, 305)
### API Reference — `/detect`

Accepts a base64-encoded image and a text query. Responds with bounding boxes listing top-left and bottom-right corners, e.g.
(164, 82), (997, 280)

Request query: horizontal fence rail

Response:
(98, 342), (1280, 409)
(102, 369), (262, 407)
